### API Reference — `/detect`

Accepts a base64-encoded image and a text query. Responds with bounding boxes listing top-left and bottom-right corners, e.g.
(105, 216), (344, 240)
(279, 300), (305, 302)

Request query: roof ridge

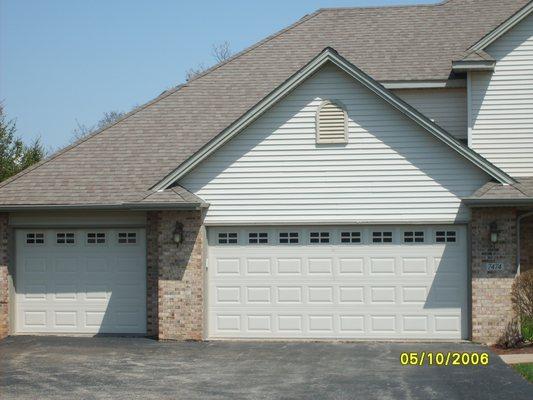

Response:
(0, 9), (326, 192)
(317, 0), (450, 12)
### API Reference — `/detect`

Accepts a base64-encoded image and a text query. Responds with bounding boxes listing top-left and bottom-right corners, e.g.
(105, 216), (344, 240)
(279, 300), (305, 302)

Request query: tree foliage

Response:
(71, 110), (125, 143)
(0, 104), (45, 182)
(185, 41), (232, 82)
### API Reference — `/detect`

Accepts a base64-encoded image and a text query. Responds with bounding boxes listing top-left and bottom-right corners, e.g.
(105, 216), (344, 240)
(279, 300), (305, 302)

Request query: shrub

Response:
(511, 270), (533, 318)
(497, 318), (523, 348)
(522, 317), (533, 342)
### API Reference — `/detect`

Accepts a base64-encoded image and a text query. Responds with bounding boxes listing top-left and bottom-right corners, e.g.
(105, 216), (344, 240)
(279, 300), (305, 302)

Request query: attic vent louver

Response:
(316, 100), (348, 144)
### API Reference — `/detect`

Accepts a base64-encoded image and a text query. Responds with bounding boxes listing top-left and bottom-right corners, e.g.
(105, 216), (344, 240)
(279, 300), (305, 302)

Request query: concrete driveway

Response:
(1, 336), (531, 400)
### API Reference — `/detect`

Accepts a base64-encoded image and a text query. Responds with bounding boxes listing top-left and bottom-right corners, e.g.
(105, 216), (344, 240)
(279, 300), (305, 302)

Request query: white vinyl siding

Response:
(392, 88), (467, 140)
(470, 13), (533, 177)
(181, 63), (490, 224)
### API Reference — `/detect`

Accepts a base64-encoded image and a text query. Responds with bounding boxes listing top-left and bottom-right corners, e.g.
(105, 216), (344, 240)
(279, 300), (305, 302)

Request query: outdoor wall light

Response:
(173, 222), (184, 245)
(489, 221), (499, 244)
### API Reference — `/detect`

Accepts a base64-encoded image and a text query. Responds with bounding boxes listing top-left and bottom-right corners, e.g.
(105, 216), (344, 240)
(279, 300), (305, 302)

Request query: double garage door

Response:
(15, 229), (146, 334)
(208, 225), (468, 340)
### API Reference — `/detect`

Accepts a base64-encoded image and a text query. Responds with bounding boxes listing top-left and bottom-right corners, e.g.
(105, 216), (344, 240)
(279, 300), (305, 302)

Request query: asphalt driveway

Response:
(1, 336), (531, 400)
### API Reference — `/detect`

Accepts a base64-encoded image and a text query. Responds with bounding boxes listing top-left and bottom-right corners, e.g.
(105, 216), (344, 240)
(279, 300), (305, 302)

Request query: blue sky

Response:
(1, 0), (436, 149)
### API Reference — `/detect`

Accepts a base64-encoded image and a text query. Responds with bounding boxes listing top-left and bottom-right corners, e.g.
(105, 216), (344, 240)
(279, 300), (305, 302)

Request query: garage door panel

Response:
(277, 258), (302, 274)
(339, 258), (364, 274)
(208, 225), (467, 339)
(54, 311), (78, 329)
(16, 229), (146, 334)
(24, 258), (47, 273)
(54, 257), (78, 273)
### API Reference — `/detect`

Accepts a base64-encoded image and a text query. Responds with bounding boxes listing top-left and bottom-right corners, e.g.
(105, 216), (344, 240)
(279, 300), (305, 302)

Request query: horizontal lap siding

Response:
(180, 64), (489, 224)
(471, 13), (533, 177)
(392, 88), (467, 140)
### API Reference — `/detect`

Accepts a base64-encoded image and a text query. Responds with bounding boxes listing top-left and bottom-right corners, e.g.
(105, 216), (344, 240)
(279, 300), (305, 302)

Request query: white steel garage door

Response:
(208, 226), (468, 339)
(15, 228), (146, 334)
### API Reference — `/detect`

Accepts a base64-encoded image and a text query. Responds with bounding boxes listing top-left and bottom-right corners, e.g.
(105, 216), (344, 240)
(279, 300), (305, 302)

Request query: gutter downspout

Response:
(517, 210), (533, 276)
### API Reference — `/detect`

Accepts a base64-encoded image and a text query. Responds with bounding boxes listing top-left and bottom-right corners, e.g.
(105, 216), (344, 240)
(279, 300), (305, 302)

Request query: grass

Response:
(513, 363), (533, 383)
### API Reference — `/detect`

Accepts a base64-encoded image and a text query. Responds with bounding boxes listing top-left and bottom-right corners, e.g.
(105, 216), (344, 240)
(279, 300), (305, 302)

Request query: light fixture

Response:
(173, 222), (184, 245)
(489, 221), (498, 244)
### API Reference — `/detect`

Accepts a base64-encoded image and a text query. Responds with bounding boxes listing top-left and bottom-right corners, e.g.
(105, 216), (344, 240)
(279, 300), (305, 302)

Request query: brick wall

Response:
(0, 213), (9, 339)
(146, 210), (205, 340)
(520, 215), (533, 273)
(471, 207), (517, 344)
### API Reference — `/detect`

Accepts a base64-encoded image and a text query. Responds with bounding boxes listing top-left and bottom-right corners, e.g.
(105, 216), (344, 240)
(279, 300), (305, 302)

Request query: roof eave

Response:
(463, 198), (533, 206)
(0, 202), (208, 212)
(452, 60), (495, 72)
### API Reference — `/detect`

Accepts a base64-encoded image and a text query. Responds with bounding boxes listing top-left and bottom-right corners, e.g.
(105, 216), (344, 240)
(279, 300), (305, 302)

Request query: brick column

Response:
(471, 207), (517, 344)
(0, 213), (9, 339)
(146, 210), (205, 340)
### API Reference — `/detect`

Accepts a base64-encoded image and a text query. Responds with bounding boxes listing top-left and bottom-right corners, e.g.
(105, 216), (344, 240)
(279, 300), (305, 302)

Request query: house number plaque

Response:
(484, 262), (504, 272)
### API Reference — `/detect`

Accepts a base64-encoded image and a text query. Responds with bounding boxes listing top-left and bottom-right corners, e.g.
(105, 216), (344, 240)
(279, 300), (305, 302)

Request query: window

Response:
(218, 232), (238, 244)
(316, 100), (348, 144)
(310, 231), (330, 244)
(118, 232), (137, 244)
(436, 230), (456, 243)
(341, 231), (361, 243)
(56, 232), (75, 244)
(87, 232), (106, 244)
(26, 232), (44, 244)
(373, 231), (392, 243)
(279, 232), (299, 244)
(404, 231), (424, 243)
(249, 232), (268, 244)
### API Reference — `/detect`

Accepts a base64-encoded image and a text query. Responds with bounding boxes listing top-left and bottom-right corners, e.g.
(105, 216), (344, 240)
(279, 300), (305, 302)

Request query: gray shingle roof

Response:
(0, 0), (529, 207)
(465, 177), (533, 204)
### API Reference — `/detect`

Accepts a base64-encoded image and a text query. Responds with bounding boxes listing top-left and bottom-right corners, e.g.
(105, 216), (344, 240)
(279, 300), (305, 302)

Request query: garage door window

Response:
(56, 232), (75, 244)
(279, 232), (299, 244)
(249, 232), (268, 244)
(118, 232), (137, 244)
(26, 232), (44, 244)
(341, 231), (361, 243)
(372, 231), (393, 243)
(87, 232), (106, 244)
(436, 230), (456, 243)
(310, 232), (330, 244)
(404, 231), (424, 243)
(218, 232), (238, 244)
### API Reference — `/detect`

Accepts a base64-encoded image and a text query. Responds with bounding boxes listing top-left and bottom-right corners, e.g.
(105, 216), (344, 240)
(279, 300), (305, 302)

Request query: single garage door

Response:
(208, 226), (468, 339)
(15, 228), (146, 334)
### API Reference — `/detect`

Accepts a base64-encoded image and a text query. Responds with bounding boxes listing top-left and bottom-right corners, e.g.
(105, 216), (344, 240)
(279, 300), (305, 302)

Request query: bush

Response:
(511, 270), (533, 318)
(522, 317), (533, 342)
(497, 318), (523, 348)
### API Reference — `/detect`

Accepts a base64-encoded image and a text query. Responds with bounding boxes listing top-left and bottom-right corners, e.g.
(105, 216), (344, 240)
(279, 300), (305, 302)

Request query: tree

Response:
(0, 104), (45, 182)
(185, 41), (233, 82)
(71, 110), (125, 143)
(212, 41), (232, 63)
